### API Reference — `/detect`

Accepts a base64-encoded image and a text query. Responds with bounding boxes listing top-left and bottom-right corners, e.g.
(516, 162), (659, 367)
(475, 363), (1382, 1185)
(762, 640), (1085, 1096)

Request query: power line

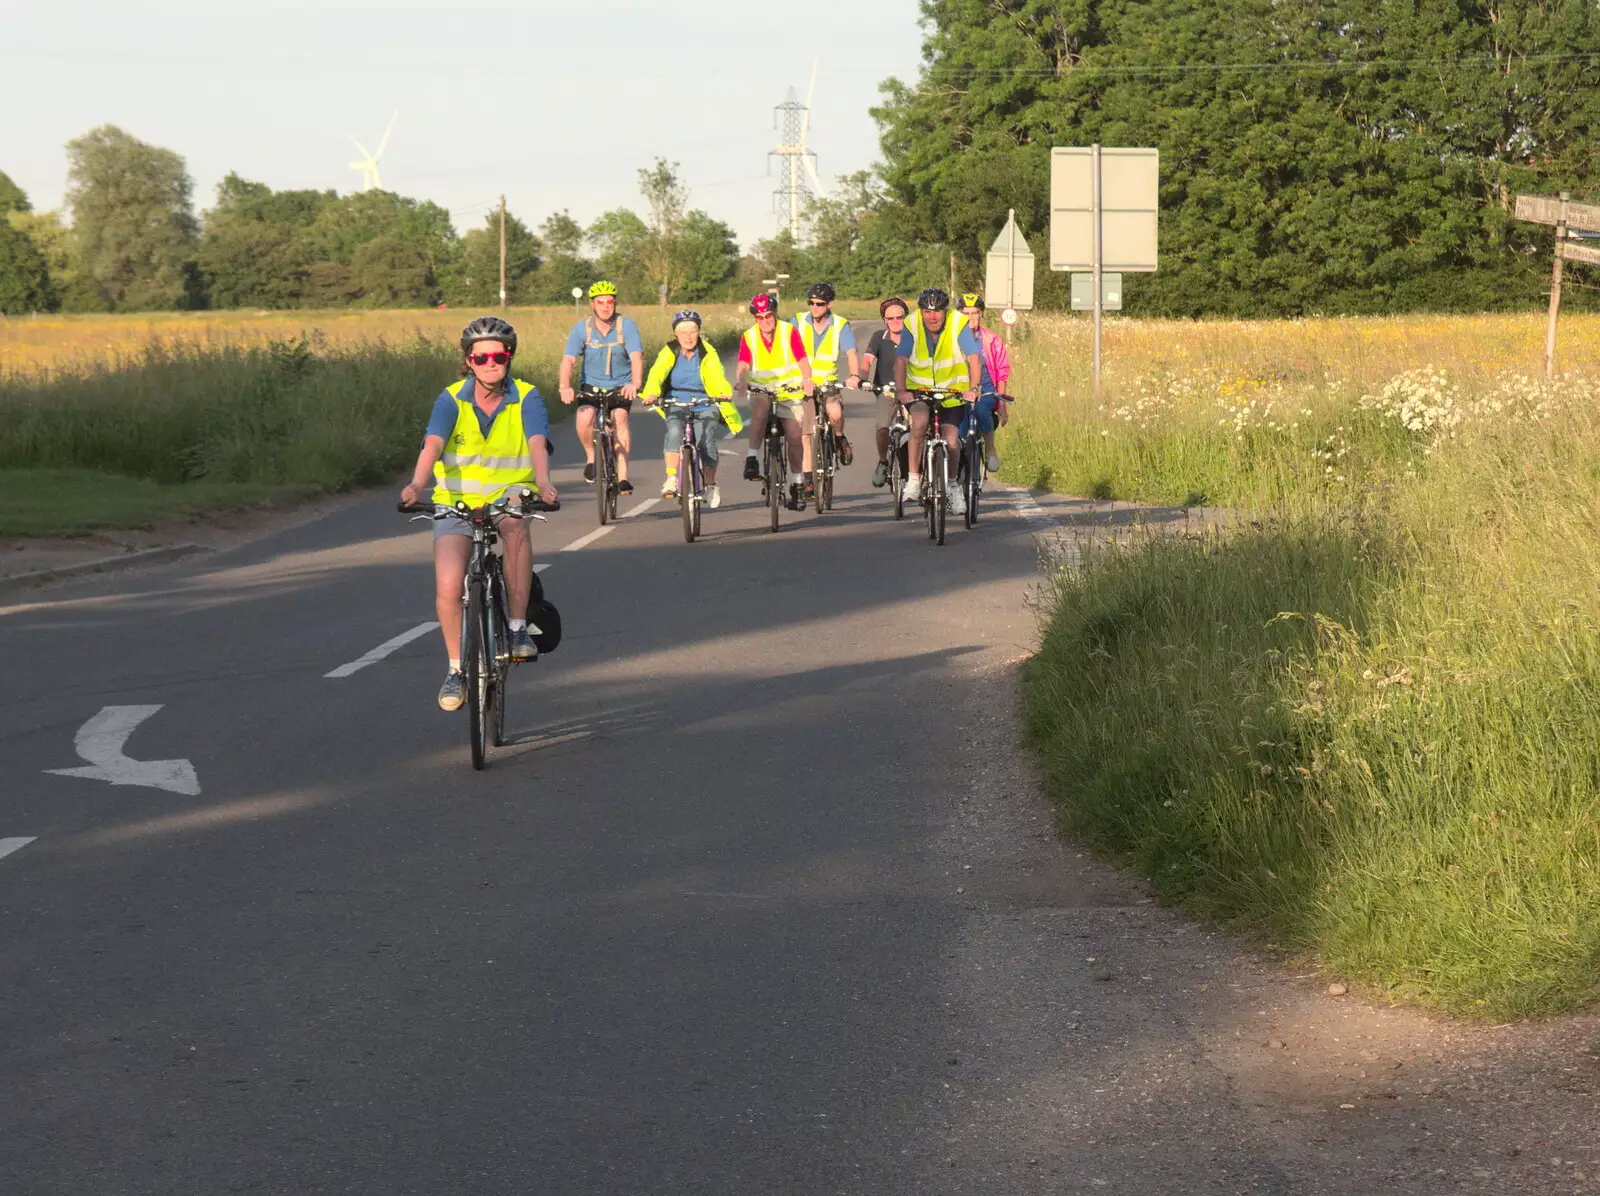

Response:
(909, 49), (1600, 81)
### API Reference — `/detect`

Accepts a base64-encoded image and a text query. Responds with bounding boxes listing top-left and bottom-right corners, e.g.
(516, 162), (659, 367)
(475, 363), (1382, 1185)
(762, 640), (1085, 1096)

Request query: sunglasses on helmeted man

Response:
(469, 351), (510, 366)
(808, 299), (829, 307)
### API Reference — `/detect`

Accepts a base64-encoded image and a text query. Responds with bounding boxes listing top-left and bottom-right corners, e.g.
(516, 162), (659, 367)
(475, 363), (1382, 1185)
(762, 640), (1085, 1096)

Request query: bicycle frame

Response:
(661, 397), (719, 543)
(579, 388), (624, 525)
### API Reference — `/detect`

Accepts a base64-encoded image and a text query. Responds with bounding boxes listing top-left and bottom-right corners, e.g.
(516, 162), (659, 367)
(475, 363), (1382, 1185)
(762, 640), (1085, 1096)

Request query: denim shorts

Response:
(433, 511), (527, 540)
(663, 408), (722, 467)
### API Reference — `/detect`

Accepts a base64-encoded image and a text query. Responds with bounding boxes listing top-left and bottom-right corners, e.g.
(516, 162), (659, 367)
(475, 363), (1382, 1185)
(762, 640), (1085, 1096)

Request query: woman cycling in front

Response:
(641, 309), (739, 509)
(400, 316), (558, 712)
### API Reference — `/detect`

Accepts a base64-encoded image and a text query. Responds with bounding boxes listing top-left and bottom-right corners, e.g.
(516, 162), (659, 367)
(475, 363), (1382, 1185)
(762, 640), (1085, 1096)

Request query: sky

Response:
(0, 0), (927, 251)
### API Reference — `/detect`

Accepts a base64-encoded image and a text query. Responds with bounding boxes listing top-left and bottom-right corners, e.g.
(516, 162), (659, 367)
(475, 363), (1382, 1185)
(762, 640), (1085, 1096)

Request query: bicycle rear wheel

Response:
(465, 578), (489, 770)
(595, 430), (611, 526)
(931, 443), (947, 546)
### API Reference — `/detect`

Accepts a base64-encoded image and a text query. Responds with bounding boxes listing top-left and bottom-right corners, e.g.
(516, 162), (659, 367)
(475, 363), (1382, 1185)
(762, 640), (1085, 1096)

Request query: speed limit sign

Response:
(1001, 307), (1019, 326)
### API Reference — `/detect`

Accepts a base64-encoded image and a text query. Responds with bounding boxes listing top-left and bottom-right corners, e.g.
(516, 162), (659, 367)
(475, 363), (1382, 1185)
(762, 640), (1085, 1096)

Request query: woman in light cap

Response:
(640, 309), (740, 509)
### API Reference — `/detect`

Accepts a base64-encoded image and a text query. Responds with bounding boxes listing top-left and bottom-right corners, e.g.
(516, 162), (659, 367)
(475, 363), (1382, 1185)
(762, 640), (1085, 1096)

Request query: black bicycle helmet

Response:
(807, 281), (836, 303)
(917, 287), (950, 312)
(460, 315), (518, 356)
(879, 296), (909, 318)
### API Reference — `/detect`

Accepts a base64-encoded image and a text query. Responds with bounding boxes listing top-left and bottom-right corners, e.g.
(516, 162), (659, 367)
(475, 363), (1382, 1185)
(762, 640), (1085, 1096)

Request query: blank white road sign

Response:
(1050, 147), (1159, 272)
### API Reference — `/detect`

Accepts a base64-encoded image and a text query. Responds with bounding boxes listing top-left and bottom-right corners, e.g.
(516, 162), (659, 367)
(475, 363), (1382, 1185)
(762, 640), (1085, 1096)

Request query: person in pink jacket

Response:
(961, 294), (1011, 472)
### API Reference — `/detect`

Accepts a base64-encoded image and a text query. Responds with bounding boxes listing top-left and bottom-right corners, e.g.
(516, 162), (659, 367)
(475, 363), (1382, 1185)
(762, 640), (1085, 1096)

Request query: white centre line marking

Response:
(561, 525), (614, 552)
(0, 837), (36, 861)
(325, 621), (439, 678)
(620, 497), (661, 519)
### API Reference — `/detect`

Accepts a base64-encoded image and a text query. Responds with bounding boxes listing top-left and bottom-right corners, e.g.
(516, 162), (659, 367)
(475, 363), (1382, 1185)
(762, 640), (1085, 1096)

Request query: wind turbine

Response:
(799, 58), (826, 200)
(349, 110), (398, 193)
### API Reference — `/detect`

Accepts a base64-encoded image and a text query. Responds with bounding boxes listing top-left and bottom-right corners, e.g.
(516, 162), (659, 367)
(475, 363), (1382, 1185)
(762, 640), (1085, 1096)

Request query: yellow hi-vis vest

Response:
(905, 309), (973, 393)
(792, 312), (846, 385)
(432, 378), (539, 506)
(742, 322), (804, 394)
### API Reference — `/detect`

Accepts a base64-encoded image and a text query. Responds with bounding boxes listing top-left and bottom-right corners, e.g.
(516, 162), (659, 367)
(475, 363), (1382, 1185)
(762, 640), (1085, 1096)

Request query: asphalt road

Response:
(1, 390), (1572, 1195)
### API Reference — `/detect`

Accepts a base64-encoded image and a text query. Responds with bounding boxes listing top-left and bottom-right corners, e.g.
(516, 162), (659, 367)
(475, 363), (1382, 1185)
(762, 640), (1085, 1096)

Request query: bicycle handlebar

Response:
(397, 495), (561, 516)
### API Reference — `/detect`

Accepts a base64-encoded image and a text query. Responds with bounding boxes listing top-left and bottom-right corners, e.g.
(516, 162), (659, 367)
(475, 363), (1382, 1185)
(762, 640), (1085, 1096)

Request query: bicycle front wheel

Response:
(890, 435), (904, 520)
(821, 431), (835, 511)
(595, 432), (611, 525)
(931, 443), (947, 546)
(767, 438), (783, 533)
(965, 439), (980, 528)
(812, 428), (825, 514)
(680, 445), (697, 543)
(465, 578), (490, 769)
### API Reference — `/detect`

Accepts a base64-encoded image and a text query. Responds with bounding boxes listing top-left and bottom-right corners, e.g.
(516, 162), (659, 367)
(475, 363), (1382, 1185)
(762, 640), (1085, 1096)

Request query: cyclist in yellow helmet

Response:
(559, 280), (643, 495)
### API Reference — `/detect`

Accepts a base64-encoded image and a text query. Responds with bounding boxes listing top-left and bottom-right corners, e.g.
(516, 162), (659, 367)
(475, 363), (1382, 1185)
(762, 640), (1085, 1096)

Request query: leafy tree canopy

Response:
(873, 0), (1600, 315)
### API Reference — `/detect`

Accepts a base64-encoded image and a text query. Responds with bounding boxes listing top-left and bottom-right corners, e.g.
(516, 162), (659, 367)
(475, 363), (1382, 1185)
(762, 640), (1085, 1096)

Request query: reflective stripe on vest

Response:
(742, 323), (804, 392)
(905, 310), (972, 390)
(793, 313), (844, 384)
(432, 378), (538, 506)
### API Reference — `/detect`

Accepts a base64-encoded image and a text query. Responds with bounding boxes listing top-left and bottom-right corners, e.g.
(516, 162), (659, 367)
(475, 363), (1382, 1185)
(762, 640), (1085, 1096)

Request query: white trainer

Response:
(903, 474), (923, 502)
(948, 486), (967, 515)
(707, 484), (722, 509)
(986, 452), (1001, 473)
(661, 476), (678, 498)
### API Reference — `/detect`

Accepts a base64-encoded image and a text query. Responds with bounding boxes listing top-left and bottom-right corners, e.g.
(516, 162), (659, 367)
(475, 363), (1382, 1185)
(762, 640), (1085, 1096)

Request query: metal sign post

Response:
(1091, 145), (1102, 393)
(1514, 192), (1600, 380)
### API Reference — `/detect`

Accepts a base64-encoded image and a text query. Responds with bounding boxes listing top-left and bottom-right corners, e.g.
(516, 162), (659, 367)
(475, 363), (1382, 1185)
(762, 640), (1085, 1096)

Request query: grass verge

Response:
(1021, 383), (1600, 1018)
(0, 469), (318, 537)
(0, 334), (572, 536)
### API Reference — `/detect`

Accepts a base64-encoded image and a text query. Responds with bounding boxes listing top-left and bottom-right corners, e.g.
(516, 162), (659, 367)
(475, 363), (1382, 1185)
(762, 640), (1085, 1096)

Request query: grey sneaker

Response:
(510, 629), (539, 661)
(871, 460), (888, 488)
(437, 670), (466, 711)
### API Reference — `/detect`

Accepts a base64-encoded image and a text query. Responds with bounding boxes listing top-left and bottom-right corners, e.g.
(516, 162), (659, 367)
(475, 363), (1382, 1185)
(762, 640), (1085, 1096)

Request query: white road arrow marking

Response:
(46, 705), (200, 795)
(0, 837), (36, 861)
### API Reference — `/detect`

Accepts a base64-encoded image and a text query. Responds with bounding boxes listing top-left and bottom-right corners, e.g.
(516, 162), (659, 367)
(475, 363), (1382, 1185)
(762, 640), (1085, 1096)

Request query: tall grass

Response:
(1015, 313), (1600, 1017)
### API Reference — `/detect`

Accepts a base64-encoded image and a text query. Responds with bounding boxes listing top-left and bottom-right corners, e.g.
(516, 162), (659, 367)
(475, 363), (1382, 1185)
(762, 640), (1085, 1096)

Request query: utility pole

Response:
(1545, 191), (1568, 381)
(949, 252), (957, 298)
(498, 195), (507, 310)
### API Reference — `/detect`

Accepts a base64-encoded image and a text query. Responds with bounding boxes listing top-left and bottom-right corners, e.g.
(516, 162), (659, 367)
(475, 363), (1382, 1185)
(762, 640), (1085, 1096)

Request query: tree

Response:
(675, 211), (740, 301)
(0, 170), (30, 214)
(65, 125), (199, 311)
(351, 235), (433, 306)
(198, 174), (335, 308)
(637, 157), (689, 298)
(587, 208), (651, 295)
(0, 219), (52, 313)
(539, 210), (585, 257)
(9, 210), (101, 311)
(448, 209), (541, 307)
(873, 0), (1600, 315)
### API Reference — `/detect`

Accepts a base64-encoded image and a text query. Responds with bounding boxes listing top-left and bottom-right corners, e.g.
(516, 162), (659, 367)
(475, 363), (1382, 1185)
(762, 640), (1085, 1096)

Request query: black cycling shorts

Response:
(577, 392), (633, 412)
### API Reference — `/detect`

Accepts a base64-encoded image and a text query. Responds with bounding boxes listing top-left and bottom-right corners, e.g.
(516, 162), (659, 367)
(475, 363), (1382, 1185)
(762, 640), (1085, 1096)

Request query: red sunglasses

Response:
(469, 351), (510, 366)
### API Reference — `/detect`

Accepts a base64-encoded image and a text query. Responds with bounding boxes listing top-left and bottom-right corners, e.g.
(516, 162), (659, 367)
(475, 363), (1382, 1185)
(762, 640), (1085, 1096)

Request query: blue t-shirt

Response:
(563, 316), (644, 388)
(425, 377), (551, 444)
(895, 320), (981, 361)
(793, 312), (857, 359)
(667, 351), (709, 398)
